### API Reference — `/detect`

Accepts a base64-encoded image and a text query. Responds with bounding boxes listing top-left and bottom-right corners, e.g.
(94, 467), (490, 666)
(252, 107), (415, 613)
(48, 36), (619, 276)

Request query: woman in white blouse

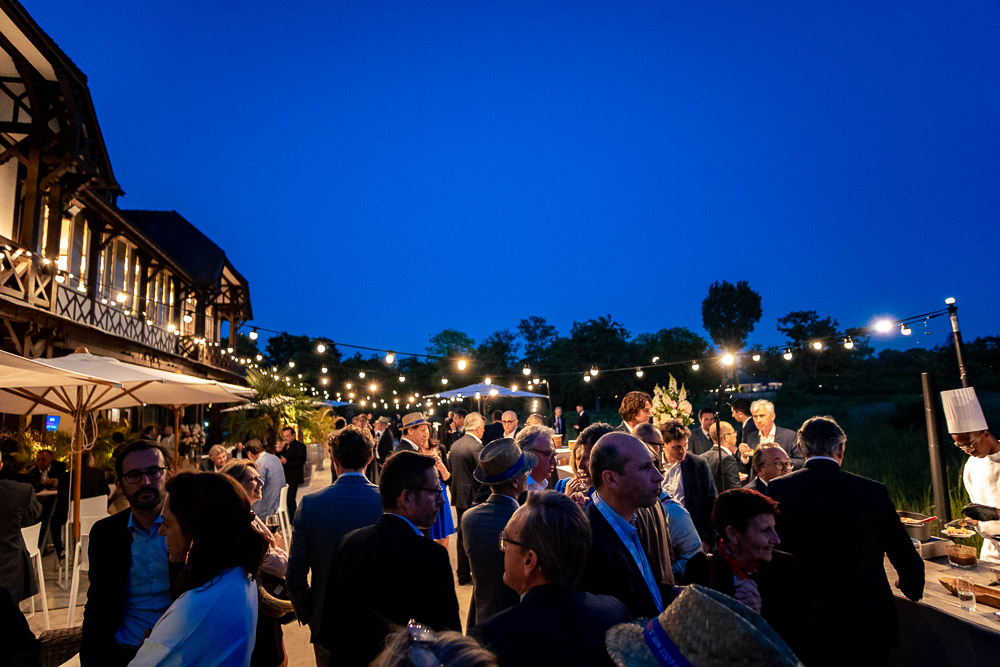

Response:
(129, 472), (268, 666)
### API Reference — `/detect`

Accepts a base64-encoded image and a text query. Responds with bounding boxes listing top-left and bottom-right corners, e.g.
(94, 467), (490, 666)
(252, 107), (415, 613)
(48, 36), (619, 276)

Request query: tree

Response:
(517, 316), (557, 365)
(426, 329), (475, 357)
(476, 329), (520, 377)
(776, 310), (842, 378)
(632, 327), (714, 395)
(701, 280), (762, 351)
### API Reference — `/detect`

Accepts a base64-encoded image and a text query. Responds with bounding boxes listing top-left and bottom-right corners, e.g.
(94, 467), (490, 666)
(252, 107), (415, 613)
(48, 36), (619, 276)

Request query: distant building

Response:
(0, 0), (250, 432)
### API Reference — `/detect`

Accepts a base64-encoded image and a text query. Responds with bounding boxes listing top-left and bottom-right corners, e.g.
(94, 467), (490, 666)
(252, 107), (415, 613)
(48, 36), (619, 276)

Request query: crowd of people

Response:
(4, 384), (1000, 665)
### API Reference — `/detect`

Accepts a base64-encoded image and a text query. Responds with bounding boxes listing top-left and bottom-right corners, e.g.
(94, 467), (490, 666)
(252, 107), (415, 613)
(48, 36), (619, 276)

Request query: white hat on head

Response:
(941, 387), (988, 434)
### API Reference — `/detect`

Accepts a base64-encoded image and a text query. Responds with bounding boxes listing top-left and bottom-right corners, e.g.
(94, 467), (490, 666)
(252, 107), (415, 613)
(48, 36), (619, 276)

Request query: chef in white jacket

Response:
(943, 387), (1000, 564)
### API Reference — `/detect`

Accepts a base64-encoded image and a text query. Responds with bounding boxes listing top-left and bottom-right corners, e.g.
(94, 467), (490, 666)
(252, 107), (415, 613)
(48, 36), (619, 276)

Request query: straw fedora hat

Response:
(401, 412), (432, 431)
(474, 438), (537, 485)
(605, 585), (802, 667)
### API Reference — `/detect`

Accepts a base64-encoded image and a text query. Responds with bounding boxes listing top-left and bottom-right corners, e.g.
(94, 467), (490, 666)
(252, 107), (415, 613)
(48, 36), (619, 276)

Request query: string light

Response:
(752, 353), (761, 362)
(812, 341), (824, 350)
(720, 354), (734, 366)
(316, 343), (327, 353)
(783, 350), (793, 361)
(484, 377), (492, 384)
(249, 328), (258, 340)
(358, 371), (365, 378)
(589, 366), (599, 376)
(522, 365), (531, 376)
(901, 325), (912, 336)
(457, 358), (468, 371)
(873, 319), (893, 333)
(399, 376), (406, 383)
(691, 362), (700, 371)
(385, 351), (395, 364)
(511, 384), (518, 391)
(441, 378), (448, 385)
(843, 338), (854, 350)
(636, 368), (644, 377)
(183, 312), (193, 324)
(583, 375), (591, 383)
(651, 357), (660, 364)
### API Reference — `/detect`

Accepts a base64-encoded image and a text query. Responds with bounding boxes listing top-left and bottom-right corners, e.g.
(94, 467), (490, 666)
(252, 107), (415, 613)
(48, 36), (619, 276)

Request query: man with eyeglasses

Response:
(320, 450), (460, 666)
(501, 410), (520, 440)
(514, 424), (556, 496)
(943, 387), (1000, 565)
(700, 421), (741, 492)
(81, 440), (177, 667)
(745, 445), (793, 494)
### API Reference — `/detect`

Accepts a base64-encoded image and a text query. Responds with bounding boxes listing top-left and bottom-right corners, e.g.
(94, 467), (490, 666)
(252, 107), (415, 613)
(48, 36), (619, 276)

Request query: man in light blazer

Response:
(288, 426), (383, 667)
(462, 438), (535, 629)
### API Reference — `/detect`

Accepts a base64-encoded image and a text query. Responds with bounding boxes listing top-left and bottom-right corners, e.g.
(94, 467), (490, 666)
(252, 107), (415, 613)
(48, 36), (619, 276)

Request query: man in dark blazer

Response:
(699, 421), (742, 493)
(475, 491), (630, 667)
(574, 404), (591, 434)
(320, 451), (460, 666)
(481, 410), (504, 445)
(373, 416), (395, 470)
(24, 449), (67, 491)
(82, 441), (178, 667)
(661, 422), (719, 547)
(687, 408), (716, 455)
(449, 413), (486, 586)
(462, 437), (534, 629)
(767, 416), (923, 666)
(743, 445), (793, 493)
(745, 399), (803, 468)
(0, 459), (41, 603)
(730, 398), (757, 444)
(614, 391), (653, 434)
(578, 433), (674, 619)
(552, 406), (565, 436)
(288, 425), (383, 666)
(278, 426), (308, 522)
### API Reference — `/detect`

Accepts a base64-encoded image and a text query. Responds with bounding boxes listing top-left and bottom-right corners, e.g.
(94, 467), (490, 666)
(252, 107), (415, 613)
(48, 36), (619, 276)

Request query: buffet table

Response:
(887, 554), (1000, 666)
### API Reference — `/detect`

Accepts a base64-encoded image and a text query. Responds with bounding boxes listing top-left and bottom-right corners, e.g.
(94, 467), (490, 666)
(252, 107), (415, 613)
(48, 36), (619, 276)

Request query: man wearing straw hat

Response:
(943, 387), (1000, 564)
(461, 437), (534, 629)
(395, 412), (433, 453)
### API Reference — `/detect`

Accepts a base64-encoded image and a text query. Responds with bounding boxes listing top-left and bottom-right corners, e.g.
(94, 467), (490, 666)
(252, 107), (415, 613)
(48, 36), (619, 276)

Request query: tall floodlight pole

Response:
(945, 297), (969, 388)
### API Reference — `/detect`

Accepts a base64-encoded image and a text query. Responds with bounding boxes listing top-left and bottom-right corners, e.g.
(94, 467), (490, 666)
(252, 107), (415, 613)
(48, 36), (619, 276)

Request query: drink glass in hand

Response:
(957, 576), (976, 612)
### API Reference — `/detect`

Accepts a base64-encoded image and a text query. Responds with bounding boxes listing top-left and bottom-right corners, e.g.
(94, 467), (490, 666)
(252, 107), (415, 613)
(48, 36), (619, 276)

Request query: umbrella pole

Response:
(73, 391), (84, 540)
(173, 407), (181, 466)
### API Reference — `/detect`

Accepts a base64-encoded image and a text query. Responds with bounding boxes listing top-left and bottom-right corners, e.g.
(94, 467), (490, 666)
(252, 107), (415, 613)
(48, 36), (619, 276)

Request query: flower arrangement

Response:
(180, 424), (206, 451)
(651, 374), (694, 427)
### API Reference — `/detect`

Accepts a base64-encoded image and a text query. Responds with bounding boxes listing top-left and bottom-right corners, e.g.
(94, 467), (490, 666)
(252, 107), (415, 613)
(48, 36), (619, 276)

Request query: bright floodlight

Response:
(873, 319), (893, 333)
(721, 354), (735, 366)
(945, 297), (956, 305)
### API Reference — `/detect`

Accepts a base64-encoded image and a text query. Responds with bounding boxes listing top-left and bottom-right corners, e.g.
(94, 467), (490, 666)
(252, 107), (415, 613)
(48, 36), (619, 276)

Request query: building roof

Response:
(120, 209), (249, 293)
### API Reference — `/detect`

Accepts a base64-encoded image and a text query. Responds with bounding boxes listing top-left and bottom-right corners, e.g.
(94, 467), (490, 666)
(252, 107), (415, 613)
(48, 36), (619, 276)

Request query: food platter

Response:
(943, 520), (977, 539)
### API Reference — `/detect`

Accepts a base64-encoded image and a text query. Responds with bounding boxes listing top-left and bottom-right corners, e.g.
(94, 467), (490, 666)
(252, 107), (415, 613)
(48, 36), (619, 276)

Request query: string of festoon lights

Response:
(233, 301), (960, 412)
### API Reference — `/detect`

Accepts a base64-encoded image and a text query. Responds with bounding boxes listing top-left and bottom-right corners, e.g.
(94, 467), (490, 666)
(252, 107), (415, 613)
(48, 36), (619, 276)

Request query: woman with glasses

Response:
(686, 488), (814, 662)
(220, 459), (290, 667)
(129, 472), (268, 666)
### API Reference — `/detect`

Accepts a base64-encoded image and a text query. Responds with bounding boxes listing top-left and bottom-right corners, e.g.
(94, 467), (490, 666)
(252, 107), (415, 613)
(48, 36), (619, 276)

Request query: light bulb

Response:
(522, 365), (531, 376)
(752, 353), (761, 362)
(692, 363), (700, 371)
(636, 368), (644, 377)
(385, 351), (395, 364)
(721, 354), (734, 366)
(812, 341), (823, 350)
(316, 343), (326, 353)
(249, 328), (258, 340)
(457, 359), (468, 371)
(783, 350), (793, 361)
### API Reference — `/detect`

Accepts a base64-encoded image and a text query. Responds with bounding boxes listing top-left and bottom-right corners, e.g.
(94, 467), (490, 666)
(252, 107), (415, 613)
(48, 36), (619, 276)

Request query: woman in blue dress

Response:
(418, 439), (455, 547)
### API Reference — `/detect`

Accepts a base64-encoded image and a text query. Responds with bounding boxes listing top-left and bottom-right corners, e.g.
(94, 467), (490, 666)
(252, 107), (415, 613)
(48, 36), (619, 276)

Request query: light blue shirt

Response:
(253, 451), (286, 518)
(114, 512), (171, 648)
(660, 492), (703, 580)
(592, 491), (664, 614)
(662, 460), (685, 506)
(386, 512), (425, 536)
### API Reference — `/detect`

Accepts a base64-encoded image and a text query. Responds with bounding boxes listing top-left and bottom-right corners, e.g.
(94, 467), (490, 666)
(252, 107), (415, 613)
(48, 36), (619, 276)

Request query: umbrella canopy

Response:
(0, 350), (121, 412)
(425, 382), (547, 399)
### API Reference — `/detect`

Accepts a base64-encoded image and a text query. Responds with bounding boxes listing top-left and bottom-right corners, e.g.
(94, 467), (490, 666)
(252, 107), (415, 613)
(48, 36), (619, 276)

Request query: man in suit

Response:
(442, 408), (466, 453)
(373, 416), (395, 471)
(278, 426), (307, 522)
(475, 491), (630, 667)
(462, 437), (534, 629)
(660, 421), (718, 547)
(288, 425), (383, 667)
(744, 399), (803, 468)
(0, 458), (41, 603)
(730, 398), (757, 444)
(500, 410), (520, 440)
(744, 445), (792, 494)
(82, 440), (176, 667)
(24, 449), (66, 491)
(614, 391), (652, 434)
(578, 432), (673, 619)
(319, 451), (460, 666)
(515, 425), (556, 494)
(574, 404), (591, 433)
(482, 410), (505, 445)
(395, 412), (432, 452)
(767, 416), (923, 666)
(449, 412), (486, 586)
(552, 406), (565, 436)
(687, 408), (716, 455)
(699, 421), (741, 492)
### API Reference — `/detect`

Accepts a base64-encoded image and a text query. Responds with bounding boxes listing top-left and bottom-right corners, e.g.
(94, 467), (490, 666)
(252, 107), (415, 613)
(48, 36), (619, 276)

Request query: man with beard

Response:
(81, 440), (177, 667)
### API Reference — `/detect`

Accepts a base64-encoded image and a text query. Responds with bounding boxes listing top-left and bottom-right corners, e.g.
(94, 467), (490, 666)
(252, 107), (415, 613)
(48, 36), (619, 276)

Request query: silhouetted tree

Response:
(701, 280), (762, 352)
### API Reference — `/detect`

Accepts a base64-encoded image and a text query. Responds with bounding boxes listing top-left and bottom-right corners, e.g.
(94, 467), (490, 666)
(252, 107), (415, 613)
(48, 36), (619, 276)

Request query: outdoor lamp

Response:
(316, 343), (327, 353)
(752, 353), (761, 362)
(385, 351), (395, 364)
(249, 328), (259, 340)
(457, 358), (468, 371)
(692, 363), (700, 371)
(783, 350), (793, 361)
(636, 368), (644, 377)
(522, 365), (531, 375)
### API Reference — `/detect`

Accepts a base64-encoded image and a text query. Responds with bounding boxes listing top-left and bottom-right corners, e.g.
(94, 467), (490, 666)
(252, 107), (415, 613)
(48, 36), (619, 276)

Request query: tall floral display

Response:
(651, 374), (694, 427)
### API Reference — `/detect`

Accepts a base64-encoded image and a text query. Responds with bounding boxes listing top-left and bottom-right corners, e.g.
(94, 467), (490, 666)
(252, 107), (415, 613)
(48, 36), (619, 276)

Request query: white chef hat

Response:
(941, 387), (988, 434)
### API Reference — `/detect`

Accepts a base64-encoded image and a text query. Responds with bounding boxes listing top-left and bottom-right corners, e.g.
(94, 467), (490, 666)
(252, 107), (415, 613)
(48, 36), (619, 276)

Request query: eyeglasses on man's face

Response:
(499, 529), (527, 552)
(954, 431), (987, 452)
(410, 486), (443, 497)
(502, 419), (517, 425)
(121, 466), (168, 484)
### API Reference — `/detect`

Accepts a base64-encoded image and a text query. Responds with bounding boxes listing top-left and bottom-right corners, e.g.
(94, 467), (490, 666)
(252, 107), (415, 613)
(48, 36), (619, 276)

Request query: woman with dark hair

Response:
(220, 459), (289, 667)
(686, 488), (814, 661)
(130, 472), (269, 666)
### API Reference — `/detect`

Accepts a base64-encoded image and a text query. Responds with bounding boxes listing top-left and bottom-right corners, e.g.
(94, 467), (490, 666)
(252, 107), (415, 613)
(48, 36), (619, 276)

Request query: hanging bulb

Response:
(249, 328), (259, 340)
(783, 350), (793, 361)
(457, 359), (468, 371)
(691, 363), (700, 371)
(522, 365), (531, 376)
(843, 338), (854, 350)
(752, 353), (761, 362)
(590, 366), (599, 376)
(385, 351), (395, 364)
(812, 341), (823, 350)
(316, 343), (327, 353)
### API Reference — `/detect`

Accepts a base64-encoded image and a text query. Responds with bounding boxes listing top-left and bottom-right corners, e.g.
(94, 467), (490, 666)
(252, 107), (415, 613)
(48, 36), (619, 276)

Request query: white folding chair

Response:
(59, 495), (108, 587)
(276, 484), (292, 548)
(21, 522), (50, 629)
(66, 515), (101, 627)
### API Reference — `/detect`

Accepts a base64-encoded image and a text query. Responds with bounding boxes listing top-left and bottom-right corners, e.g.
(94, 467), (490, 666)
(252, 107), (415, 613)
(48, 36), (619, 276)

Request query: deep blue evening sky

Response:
(23, 1), (1000, 359)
